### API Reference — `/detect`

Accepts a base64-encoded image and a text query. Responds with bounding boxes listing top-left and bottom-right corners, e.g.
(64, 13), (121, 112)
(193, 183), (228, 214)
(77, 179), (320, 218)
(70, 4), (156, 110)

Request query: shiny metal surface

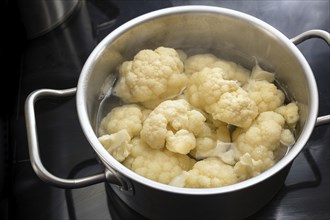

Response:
(95, 74), (118, 136)
(24, 88), (111, 188)
(291, 29), (330, 45)
(74, 5), (328, 219)
(316, 115), (330, 127)
(290, 30), (330, 127)
(78, 5), (319, 191)
(17, 0), (80, 39)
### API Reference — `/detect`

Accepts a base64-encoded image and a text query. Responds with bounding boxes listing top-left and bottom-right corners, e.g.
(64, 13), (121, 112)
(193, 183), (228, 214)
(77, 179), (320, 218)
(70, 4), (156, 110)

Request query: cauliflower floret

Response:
(169, 171), (190, 188)
(233, 111), (285, 155)
(188, 105), (233, 164)
(232, 111), (287, 178)
(190, 121), (233, 164)
(99, 104), (143, 137)
(233, 153), (260, 181)
(233, 153), (254, 181)
(140, 99), (207, 153)
(184, 54), (219, 75)
(280, 129), (296, 146)
(212, 142), (237, 165)
(193, 141), (237, 165)
(123, 138), (196, 184)
(244, 80), (285, 113)
(211, 88), (259, 128)
(193, 137), (216, 158)
(184, 67), (258, 128)
(184, 54), (250, 85)
(256, 110), (286, 127)
(170, 158), (238, 188)
(274, 128), (295, 160)
(98, 130), (132, 162)
(234, 146), (275, 182)
(113, 47), (187, 107)
(275, 102), (299, 127)
(185, 67), (234, 109)
(211, 60), (250, 85)
(166, 129), (196, 154)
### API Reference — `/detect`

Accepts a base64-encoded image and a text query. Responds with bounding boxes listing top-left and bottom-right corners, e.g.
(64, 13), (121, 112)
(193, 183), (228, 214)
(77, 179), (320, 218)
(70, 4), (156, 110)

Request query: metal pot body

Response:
(76, 6), (320, 219)
(25, 6), (329, 220)
(109, 164), (291, 219)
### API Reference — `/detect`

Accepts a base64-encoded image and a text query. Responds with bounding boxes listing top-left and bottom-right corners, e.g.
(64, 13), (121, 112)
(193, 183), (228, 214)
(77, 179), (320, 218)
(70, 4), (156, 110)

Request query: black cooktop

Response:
(4, 0), (329, 219)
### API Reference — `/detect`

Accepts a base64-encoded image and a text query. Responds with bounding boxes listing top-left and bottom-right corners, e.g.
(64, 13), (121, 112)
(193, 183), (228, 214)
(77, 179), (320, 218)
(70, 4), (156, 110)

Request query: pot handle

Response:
(291, 29), (330, 127)
(25, 88), (124, 189)
(291, 29), (330, 45)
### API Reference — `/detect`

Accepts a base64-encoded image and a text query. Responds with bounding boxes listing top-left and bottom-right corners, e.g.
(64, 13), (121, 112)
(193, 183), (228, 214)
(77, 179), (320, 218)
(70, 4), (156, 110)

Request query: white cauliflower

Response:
(190, 120), (233, 165)
(97, 48), (300, 189)
(184, 53), (250, 85)
(140, 99), (206, 154)
(212, 60), (250, 86)
(185, 67), (258, 128)
(170, 158), (238, 188)
(99, 104), (144, 137)
(206, 141), (237, 165)
(233, 111), (285, 154)
(123, 138), (196, 184)
(275, 102), (299, 128)
(98, 130), (132, 162)
(184, 54), (219, 75)
(113, 47), (187, 108)
(166, 130), (196, 155)
(232, 111), (296, 180)
(233, 152), (271, 181)
(280, 129), (296, 146)
(244, 80), (285, 113)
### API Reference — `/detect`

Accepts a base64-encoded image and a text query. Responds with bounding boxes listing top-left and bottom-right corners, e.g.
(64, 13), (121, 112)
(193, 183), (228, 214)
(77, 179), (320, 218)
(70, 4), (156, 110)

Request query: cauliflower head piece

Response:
(123, 138), (196, 184)
(99, 104), (144, 137)
(233, 151), (273, 181)
(170, 158), (238, 188)
(244, 80), (285, 113)
(114, 47), (187, 107)
(232, 111), (296, 180)
(233, 111), (286, 155)
(98, 129), (132, 162)
(184, 54), (219, 75)
(184, 53), (250, 85)
(185, 67), (258, 128)
(140, 99), (206, 154)
(275, 102), (299, 128)
(189, 118), (233, 165)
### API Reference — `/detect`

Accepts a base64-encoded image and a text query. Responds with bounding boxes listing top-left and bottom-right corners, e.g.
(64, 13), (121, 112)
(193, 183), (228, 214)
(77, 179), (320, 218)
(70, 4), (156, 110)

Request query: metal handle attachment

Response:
(291, 29), (330, 45)
(291, 29), (330, 127)
(25, 88), (121, 189)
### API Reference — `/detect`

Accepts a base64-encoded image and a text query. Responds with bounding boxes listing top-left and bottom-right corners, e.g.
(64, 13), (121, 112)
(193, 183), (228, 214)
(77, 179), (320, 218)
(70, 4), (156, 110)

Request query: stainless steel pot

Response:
(25, 6), (330, 220)
(18, 0), (81, 39)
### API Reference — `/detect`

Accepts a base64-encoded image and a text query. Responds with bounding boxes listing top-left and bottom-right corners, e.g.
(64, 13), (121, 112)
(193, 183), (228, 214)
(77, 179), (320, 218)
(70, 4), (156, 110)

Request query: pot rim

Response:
(77, 5), (318, 195)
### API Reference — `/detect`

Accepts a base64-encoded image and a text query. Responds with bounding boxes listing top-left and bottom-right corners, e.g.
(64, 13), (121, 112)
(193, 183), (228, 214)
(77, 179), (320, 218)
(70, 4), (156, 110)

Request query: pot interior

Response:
(78, 6), (317, 190)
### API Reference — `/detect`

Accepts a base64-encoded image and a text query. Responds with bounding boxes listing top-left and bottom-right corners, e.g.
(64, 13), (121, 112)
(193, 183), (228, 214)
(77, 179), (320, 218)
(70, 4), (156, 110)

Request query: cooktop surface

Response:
(8, 0), (330, 219)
